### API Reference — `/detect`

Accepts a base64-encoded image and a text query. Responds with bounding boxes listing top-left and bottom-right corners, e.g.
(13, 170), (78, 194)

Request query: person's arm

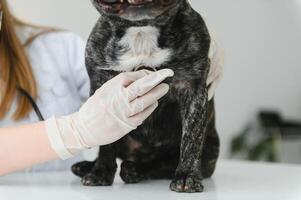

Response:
(0, 122), (59, 176)
(0, 69), (174, 176)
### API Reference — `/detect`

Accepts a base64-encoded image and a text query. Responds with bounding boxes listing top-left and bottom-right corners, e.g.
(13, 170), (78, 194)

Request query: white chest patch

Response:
(113, 26), (172, 72)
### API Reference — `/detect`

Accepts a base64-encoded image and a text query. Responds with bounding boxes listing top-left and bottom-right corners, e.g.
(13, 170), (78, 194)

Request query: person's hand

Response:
(45, 69), (174, 159)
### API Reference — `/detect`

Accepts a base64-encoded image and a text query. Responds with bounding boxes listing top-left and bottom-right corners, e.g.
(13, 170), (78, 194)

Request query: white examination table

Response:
(0, 161), (300, 200)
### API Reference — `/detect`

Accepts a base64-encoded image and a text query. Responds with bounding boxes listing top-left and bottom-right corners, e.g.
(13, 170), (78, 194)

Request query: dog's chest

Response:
(113, 26), (172, 72)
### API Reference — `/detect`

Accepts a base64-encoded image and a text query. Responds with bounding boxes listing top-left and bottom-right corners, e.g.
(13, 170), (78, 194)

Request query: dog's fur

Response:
(72, 0), (220, 193)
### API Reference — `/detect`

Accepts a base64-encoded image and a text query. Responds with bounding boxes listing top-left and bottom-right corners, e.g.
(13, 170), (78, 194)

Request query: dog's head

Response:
(91, 0), (184, 22)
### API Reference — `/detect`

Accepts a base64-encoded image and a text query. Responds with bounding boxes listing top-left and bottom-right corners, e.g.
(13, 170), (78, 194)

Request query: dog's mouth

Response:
(96, 0), (174, 13)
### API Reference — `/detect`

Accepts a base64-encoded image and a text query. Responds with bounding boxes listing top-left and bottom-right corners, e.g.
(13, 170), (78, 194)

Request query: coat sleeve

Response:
(207, 28), (225, 100)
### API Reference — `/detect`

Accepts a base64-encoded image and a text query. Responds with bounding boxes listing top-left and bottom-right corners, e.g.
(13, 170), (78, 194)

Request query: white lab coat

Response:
(0, 25), (91, 172)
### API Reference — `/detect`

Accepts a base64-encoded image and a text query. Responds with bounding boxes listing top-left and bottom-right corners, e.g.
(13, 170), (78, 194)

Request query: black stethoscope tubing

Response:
(18, 88), (44, 121)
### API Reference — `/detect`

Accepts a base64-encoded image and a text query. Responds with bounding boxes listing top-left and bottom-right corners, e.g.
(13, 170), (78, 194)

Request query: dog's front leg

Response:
(81, 144), (117, 186)
(170, 83), (208, 193)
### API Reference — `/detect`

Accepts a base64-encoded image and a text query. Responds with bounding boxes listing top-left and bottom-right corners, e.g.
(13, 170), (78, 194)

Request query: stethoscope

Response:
(18, 88), (45, 121)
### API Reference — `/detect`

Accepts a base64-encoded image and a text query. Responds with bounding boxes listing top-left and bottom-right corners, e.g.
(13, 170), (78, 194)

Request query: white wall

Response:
(9, 0), (98, 39)
(9, 0), (301, 158)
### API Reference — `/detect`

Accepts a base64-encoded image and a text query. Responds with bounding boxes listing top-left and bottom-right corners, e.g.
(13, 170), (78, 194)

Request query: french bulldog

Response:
(72, 0), (220, 193)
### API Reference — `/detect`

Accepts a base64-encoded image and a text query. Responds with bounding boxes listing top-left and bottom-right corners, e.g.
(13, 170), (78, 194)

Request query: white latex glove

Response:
(45, 69), (174, 160)
(207, 34), (225, 100)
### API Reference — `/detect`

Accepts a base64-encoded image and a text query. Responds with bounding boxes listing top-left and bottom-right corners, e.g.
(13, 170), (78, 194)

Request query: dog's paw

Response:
(120, 161), (144, 184)
(170, 175), (204, 193)
(81, 172), (115, 186)
(71, 161), (95, 178)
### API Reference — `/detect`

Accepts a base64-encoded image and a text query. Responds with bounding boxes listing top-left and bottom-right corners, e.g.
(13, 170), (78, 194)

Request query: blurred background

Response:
(9, 0), (301, 164)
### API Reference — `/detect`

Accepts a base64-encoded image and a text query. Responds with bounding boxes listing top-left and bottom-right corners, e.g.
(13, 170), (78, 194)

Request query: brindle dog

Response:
(72, 0), (220, 193)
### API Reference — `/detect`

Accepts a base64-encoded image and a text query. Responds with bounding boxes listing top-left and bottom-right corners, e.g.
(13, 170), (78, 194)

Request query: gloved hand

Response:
(45, 69), (174, 160)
